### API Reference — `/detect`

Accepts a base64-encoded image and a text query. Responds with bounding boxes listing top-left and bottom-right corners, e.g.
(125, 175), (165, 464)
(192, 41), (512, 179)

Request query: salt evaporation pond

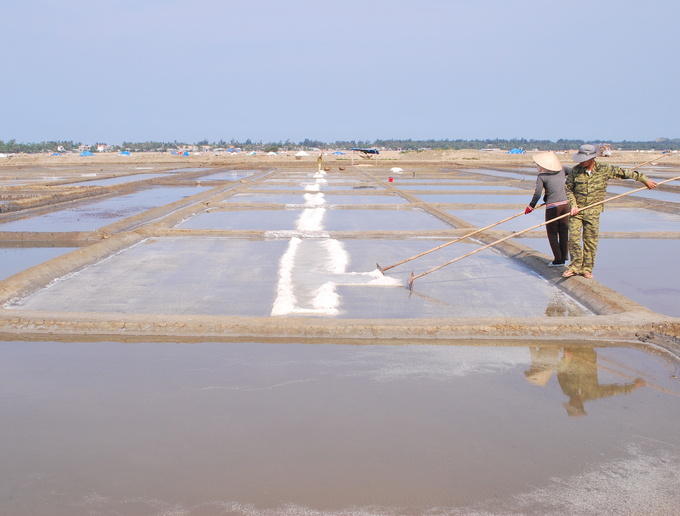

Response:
(1, 340), (678, 516)
(0, 247), (75, 281)
(447, 207), (680, 233)
(0, 186), (212, 232)
(521, 238), (680, 317)
(67, 173), (172, 187)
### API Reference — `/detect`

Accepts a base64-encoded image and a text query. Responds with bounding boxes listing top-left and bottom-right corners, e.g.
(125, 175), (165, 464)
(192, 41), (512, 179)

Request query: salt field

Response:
(0, 186), (212, 232)
(1, 161), (679, 516)
(411, 193), (527, 204)
(447, 207), (680, 233)
(1, 162), (678, 328)
(66, 172), (172, 186)
(0, 247), (75, 281)
(5, 0), (680, 511)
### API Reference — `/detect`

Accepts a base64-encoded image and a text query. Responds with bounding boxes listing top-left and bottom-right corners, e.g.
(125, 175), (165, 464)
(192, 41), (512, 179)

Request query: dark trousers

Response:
(546, 204), (569, 263)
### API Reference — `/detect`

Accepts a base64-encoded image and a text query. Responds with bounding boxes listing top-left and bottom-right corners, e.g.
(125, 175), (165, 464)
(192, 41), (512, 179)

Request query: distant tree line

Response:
(2, 137), (679, 154)
(0, 140), (81, 154)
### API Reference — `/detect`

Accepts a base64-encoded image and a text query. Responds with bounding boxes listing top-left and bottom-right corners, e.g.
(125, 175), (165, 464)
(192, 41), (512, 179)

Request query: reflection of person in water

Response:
(525, 346), (645, 417)
(525, 347), (560, 386)
(558, 347), (644, 417)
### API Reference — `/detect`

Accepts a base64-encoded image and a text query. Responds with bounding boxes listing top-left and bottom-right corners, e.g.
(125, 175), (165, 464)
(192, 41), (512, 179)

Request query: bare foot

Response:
(562, 270), (575, 278)
(583, 272), (594, 279)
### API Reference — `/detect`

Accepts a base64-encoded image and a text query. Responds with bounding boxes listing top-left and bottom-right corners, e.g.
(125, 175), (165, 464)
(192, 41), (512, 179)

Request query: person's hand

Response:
(570, 206), (580, 216)
(644, 180), (657, 189)
(525, 206), (533, 215)
(634, 378), (647, 388)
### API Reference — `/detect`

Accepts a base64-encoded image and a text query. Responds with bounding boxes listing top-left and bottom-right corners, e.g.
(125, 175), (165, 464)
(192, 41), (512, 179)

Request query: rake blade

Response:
(408, 271), (415, 290)
(376, 263), (384, 275)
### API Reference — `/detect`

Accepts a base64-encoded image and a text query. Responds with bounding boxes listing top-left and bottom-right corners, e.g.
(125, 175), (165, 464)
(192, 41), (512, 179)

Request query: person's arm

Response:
(566, 169), (579, 215)
(610, 164), (657, 189)
(526, 176), (544, 212)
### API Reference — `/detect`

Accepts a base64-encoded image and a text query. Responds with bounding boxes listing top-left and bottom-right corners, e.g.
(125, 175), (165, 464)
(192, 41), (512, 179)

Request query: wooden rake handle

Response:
(409, 154), (676, 289)
(378, 204), (546, 274)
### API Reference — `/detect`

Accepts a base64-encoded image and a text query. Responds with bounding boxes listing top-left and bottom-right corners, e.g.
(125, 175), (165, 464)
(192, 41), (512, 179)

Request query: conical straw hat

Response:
(532, 151), (563, 172)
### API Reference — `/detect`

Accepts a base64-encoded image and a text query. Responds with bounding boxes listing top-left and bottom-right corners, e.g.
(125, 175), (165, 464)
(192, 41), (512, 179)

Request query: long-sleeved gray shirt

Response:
(529, 166), (572, 208)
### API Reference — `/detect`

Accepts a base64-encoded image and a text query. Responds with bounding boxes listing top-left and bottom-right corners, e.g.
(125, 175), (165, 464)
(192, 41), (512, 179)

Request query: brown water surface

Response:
(0, 341), (678, 515)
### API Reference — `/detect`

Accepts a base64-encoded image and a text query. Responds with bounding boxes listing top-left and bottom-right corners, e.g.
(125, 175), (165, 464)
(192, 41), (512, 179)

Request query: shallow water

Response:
(381, 178), (471, 183)
(1, 340), (678, 516)
(0, 247), (75, 281)
(249, 184), (384, 191)
(459, 168), (532, 181)
(168, 167), (212, 173)
(226, 193), (406, 205)
(447, 208), (537, 231)
(66, 173), (171, 186)
(521, 238), (680, 317)
(197, 169), (259, 181)
(177, 208), (448, 232)
(447, 207), (680, 233)
(177, 210), (303, 230)
(411, 193), (526, 204)
(322, 209), (449, 231)
(608, 185), (680, 203)
(0, 186), (212, 232)
(401, 184), (523, 191)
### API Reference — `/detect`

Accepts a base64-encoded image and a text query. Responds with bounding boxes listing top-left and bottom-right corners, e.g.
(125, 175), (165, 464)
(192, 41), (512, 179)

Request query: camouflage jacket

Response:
(566, 161), (649, 216)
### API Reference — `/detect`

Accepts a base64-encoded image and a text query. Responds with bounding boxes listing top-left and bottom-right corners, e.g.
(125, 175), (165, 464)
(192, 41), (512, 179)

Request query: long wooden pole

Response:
(377, 204), (546, 274)
(408, 155), (676, 290)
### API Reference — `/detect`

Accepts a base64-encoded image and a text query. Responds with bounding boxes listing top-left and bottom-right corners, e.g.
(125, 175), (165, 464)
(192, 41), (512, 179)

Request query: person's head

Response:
(532, 151), (562, 173)
(572, 144), (600, 168)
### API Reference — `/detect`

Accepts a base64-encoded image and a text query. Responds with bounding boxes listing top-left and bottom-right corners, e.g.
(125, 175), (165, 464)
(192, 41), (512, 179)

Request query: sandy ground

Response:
(2, 149), (680, 169)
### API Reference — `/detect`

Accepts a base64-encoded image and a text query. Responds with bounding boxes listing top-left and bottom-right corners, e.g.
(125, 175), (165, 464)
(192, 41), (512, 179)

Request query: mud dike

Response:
(1, 161), (679, 353)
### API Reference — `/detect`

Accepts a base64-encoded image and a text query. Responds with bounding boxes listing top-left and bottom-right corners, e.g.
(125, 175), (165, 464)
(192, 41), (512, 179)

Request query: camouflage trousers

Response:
(568, 213), (600, 274)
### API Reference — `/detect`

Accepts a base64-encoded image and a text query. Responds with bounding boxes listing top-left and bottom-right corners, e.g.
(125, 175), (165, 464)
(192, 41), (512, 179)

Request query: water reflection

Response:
(526, 346), (644, 417)
(0, 341), (677, 515)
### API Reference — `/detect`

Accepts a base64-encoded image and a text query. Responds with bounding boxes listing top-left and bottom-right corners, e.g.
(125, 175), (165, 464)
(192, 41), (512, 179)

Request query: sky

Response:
(2, 0), (678, 144)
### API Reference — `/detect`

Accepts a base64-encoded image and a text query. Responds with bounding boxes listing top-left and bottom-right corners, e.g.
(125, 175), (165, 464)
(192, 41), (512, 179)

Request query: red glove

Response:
(525, 206), (533, 215)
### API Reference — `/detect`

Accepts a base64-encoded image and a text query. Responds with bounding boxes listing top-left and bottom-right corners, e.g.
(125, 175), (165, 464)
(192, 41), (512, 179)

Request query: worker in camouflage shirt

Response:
(563, 144), (657, 279)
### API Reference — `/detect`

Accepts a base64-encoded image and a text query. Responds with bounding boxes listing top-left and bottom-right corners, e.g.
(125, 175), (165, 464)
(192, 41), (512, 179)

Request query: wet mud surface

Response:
(1, 340), (679, 516)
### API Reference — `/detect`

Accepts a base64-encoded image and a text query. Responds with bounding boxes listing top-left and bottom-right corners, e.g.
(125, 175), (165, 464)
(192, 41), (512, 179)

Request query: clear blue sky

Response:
(2, 0), (678, 144)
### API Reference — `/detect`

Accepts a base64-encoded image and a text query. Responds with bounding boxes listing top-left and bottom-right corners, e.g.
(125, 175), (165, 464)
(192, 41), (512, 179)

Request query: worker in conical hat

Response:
(525, 151), (572, 267)
(317, 153), (323, 172)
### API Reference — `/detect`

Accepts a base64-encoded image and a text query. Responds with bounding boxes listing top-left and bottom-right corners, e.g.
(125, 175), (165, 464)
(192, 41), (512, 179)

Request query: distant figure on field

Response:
(525, 151), (571, 267)
(563, 144), (657, 279)
(317, 153), (323, 172)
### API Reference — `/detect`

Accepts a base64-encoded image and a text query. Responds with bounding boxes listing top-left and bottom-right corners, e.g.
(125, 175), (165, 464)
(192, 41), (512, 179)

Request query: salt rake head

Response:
(408, 271), (415, 291)
(376, 262), (385, 275)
